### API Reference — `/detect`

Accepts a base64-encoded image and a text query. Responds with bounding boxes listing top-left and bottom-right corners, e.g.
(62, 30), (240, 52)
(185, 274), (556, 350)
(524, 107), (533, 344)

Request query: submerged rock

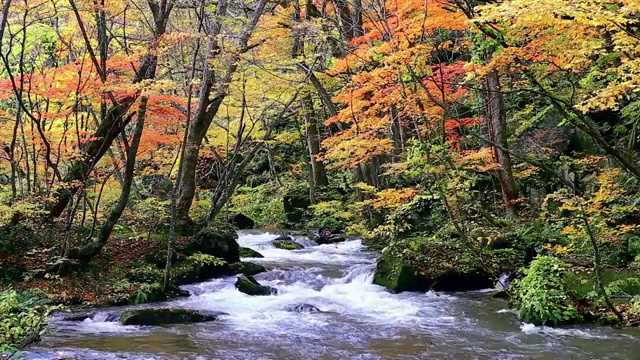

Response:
(229, 262), (267, 277)
(231, 213), (255, 230)
(185, 226), (240, 263)
(235, 275), (277, 296)
(239, 247), (264, 258)
(272, 239), (303, 250)
(284, 303), (321, 313)
(120, 308), (219, 326)
(61, 311), (118, 322)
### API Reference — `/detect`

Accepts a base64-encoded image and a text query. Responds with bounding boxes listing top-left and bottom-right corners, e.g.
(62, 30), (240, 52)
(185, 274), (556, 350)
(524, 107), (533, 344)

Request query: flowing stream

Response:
(27, 231), (640, 359)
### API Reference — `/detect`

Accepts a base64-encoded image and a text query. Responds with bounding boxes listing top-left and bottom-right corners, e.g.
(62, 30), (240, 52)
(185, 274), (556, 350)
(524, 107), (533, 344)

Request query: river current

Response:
(26, 231), (640, 359)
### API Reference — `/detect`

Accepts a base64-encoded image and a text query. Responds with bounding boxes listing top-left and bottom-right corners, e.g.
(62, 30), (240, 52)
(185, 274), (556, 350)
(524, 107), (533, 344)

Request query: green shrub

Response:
(512, 256), (581, 325)
(0, 289), (56, 355)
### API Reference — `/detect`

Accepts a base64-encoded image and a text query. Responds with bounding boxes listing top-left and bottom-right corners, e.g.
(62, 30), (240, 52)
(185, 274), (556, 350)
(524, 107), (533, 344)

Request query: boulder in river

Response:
(185, 226), (240, 263)
(284, 304), (321, 313)
(235, 275), (277, 296)
(172, 254), (231, 286)
(240, 247), (264, 258)
(272, 239), (303, 250)
(230, 213), (255, 230)
(120, 308), (219, 326)
(229, 262), (267, 277)
(62, 311), (119, 322)
(373, 244), (494, 293)
(316, 228), (347, 245)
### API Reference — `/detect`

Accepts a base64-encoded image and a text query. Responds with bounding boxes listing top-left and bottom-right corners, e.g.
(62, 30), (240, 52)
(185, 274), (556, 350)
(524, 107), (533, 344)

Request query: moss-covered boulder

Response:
(229, 262), (267, 277)
(239, 247), (264, 258)
(230, 213), (255, 230)
(373, 256), (430, 293)
(185, 226), (240, 263)
(172, 253), (230, 286)
(272, 239), (303, 250)
(235, 275), (276, 296)
(120, 308), (219, 326)
(373, 239), (498, 293)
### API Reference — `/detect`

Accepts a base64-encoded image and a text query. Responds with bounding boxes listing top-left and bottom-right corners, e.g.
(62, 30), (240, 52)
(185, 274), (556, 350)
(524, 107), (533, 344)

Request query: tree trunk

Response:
(482, 61), (517, 218)
(67, 96), (149, 260)
(174, 0), (268, 224)
(303, 96), (329, 188)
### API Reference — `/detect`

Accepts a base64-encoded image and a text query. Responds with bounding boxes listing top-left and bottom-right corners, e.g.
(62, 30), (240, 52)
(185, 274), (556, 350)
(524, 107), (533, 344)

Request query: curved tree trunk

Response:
(174, 0), (268, 224)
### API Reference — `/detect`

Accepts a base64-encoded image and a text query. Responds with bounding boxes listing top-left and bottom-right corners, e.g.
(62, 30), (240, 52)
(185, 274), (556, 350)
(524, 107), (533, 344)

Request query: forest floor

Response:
(0, 230), (191, 306)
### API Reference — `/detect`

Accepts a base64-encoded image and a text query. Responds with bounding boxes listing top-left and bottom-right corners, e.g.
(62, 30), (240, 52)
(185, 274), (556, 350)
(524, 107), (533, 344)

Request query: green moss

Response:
(229, 262), (267, 277)
(372, 255), (426, 293)
(272, 239), (303, 250)
(172, 254), (229, 286)
(239, 247), (264, 258)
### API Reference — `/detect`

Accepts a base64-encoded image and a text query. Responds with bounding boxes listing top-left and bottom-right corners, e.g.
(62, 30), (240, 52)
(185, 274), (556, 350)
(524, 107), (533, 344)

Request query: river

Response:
(26, 231), (640, 359)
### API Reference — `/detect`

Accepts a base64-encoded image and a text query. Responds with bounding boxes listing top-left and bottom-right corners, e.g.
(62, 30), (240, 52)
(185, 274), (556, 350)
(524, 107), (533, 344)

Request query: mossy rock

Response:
(235, 275), (276, 296)
(373, 256), (429, 293)
(272, 239), (303, 250)
(229, 262), (267, 277)
(239, 247), (264, 258)
(230, 213), (255, 230)
(120, 308), (219, 326)
(185, 226), (240, 263)
(373, 239), (496, 293)
(172, 256), (230, 286)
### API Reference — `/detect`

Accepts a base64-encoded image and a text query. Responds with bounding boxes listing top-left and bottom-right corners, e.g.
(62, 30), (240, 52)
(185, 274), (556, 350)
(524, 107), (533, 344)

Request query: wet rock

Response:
(229, 262), (267, 277)
(316, 228), (347, 245)
(235, 275), (277, 296)
(61, 311), (119, 322)
(120, 308), (219, 326)
(284, 304), (321, 313)
(240, 247), (264, 258)
(172, 257), (230, 286)
(272, 239), (303, 250)
(231, 213), (255, 230)
(373, 252), (493, 293)
(274, 235), (293, 241)
(185, 226), (240, 263)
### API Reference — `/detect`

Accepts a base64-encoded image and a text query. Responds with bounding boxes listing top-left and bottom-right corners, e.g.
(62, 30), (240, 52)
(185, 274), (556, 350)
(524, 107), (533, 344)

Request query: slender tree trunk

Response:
(302, 96), (329, 188)
(67, 97), (149, 260)
(482, 53), (517, 218)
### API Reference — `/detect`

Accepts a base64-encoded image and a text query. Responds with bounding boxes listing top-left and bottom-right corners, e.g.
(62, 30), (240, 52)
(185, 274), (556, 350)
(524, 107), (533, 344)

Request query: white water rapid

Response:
(27, 231), (640, 360)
